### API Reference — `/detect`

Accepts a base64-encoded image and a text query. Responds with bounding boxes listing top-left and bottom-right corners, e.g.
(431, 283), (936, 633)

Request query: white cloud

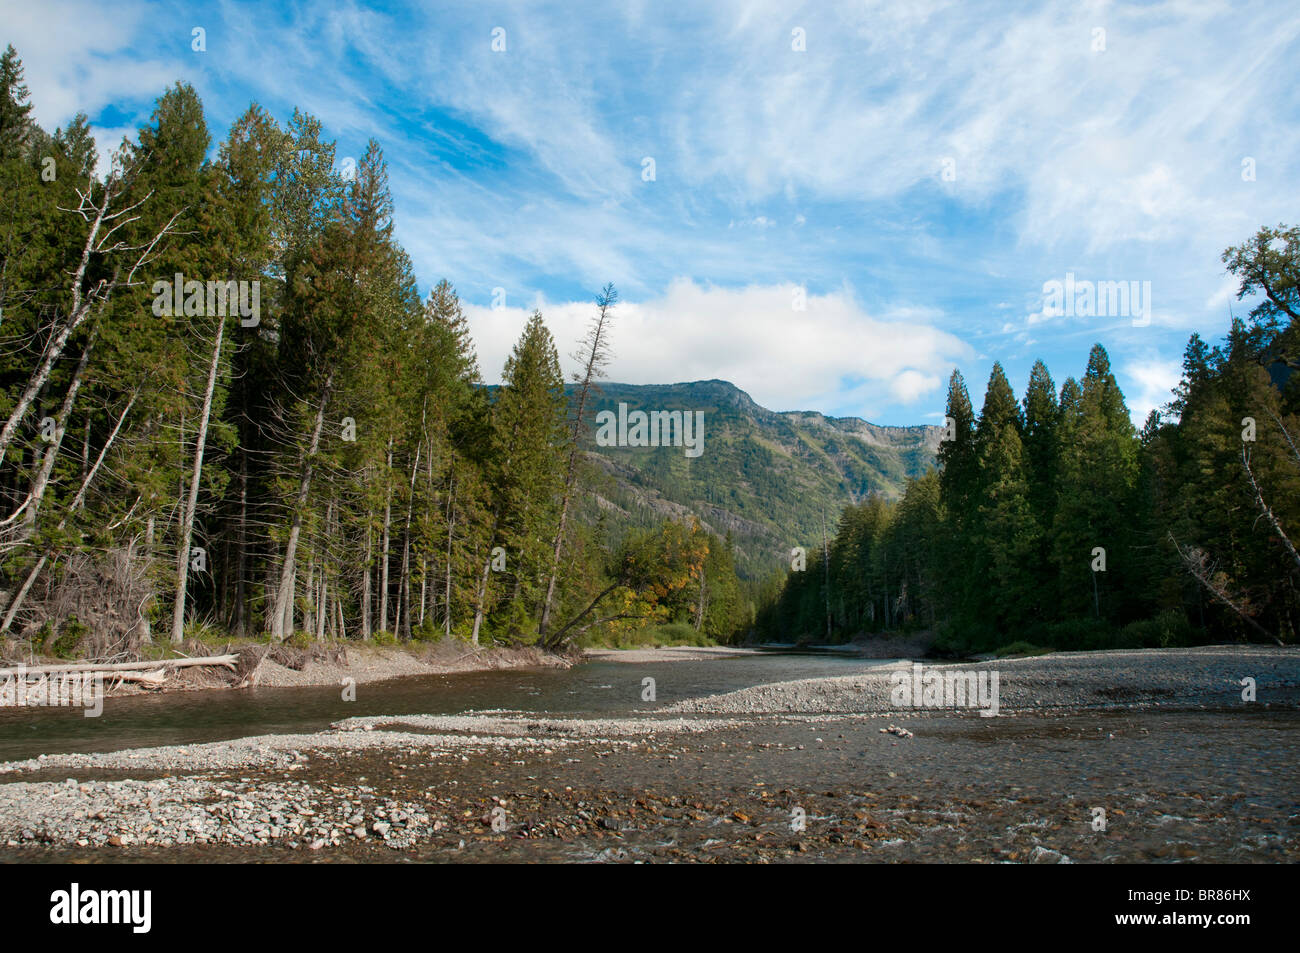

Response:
(10, 0), (1297, 425)
(464, 279), (971, 419)
(4, 0), (180, 170)
(890, 369), (942, 403)
(1123, 356), (1183, 425)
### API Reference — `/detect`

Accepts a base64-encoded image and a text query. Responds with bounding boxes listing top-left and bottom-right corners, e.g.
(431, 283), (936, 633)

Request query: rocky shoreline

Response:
(665, 645), (1300, 714)
(0, 646), (1296, 862)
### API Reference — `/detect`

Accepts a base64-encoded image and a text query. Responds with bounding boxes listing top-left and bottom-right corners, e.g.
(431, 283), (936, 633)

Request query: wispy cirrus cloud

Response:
(6, 0), (1299, 423)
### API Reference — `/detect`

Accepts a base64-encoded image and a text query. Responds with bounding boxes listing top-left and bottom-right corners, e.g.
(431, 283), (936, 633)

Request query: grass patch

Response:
(589, 621), (716, 649)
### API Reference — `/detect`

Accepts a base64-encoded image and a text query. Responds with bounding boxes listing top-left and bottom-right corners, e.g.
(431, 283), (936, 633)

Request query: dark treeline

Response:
(0, 46), (749, 657)
(758, 230), (1300, 653)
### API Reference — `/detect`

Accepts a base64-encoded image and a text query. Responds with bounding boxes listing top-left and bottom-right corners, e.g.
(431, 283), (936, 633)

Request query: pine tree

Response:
(1050, 345), (1139, 627)
(471, 311), (567, 644)
(0, 45), (33, 161)
(937, 369), (978, 626)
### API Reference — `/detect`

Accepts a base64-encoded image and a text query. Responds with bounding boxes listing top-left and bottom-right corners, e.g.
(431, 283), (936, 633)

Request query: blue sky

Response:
(7, 0), (1300, 425)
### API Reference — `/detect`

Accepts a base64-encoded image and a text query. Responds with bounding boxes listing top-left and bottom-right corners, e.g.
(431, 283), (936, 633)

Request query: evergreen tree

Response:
(0, 45), (33, 161)
(471, 311), (567, 644)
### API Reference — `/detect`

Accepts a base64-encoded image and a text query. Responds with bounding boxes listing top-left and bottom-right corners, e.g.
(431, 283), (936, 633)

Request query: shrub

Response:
(44, 616), (87, 659)
(637, 622), (713, 647)
(410, 619), (439, 642)
(1041, 617), (1115, 651)
(184, 619), (227, 644)
(1117, 610), (1194, 649)
(993, 640), (1052, 658)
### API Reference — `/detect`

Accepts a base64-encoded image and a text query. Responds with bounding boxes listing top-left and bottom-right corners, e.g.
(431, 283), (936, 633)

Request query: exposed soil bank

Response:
(0, 645), (1295, 862)
(2, 641), (576, 698)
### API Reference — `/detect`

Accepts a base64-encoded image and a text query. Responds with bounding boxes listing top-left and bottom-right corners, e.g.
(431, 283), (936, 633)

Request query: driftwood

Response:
(104, 669), (168, 686)
(0, 654), (239, 678)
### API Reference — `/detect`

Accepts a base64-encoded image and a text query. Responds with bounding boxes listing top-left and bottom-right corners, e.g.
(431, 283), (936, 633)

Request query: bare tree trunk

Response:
(444, 473), (455, 640)
(422, 441), (435, 630)
(1, 390), (135, 634)
(397, 437), (421, 641)
(317, 499), (333, 640)
(418, 558), (428, 628)
(379, 438), (393, 634)
(470, 531), (494, 648)
(304, 551), (315, 637)
(538, 285), (617, 645)
(269, 375), (332, 641)
(318, 579), (328, 640)
(4, 327), (96, 546)
(233, 451), (248, 637)
(1244, 446), (1300, 572)
(1169, 532), (1281, 645)
(0, 182), (180, 470)
(0, 209), (107, 470)
(362, 517), (373, 639)
(170, 316), (226, 643)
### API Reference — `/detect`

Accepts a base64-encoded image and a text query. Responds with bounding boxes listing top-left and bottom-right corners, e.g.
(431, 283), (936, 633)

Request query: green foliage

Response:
(758, 265), (1300, 649)
(1037, 618), (1115, 652)
(1, 46), (1293, 661)
(993, 641), (1052, 658)
(569, 380), (939, 583)
(1117, 610), (1195, 649)
(41, 616), (87, 659)
(184, 620), (228, 644)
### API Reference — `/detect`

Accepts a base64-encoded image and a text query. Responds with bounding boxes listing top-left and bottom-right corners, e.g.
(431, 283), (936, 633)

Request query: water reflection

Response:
(0, 653), (896, 762)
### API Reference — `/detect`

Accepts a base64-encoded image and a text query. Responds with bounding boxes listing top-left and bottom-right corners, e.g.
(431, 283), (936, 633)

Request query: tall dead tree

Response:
(538, 283), (616, 648)
(169, 313), (227, 643)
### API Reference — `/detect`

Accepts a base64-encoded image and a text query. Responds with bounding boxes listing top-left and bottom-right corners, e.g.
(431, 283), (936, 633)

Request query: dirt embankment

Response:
(1, 640), (576, 697)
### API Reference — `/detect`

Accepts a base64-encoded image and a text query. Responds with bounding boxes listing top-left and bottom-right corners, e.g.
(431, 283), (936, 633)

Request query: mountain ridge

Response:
(566, 379), (941, 578)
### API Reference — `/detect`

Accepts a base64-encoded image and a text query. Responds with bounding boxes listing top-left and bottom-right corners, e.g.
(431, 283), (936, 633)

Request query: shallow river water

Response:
(1, 651), (1296, 863)
(0, 652), (892, 762)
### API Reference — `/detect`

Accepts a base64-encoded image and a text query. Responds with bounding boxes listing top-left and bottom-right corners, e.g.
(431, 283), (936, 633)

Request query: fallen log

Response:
(104, 670), (168, 686)
(0, 654), (239, 679)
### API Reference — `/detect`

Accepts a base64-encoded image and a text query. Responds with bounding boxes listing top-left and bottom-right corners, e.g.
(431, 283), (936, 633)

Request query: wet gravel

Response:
(0, 647), (1296, 863)
(665, 646), (1300, 714)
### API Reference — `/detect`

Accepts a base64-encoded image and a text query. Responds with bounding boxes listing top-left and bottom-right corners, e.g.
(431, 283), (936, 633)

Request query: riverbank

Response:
(1, 640), (577, 698)
(0, 645), (1295, 862)
(666, 645), (1300, 714)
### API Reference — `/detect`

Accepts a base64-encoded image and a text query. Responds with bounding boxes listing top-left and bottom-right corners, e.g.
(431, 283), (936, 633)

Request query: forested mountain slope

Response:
(566, 380), (941, 578)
